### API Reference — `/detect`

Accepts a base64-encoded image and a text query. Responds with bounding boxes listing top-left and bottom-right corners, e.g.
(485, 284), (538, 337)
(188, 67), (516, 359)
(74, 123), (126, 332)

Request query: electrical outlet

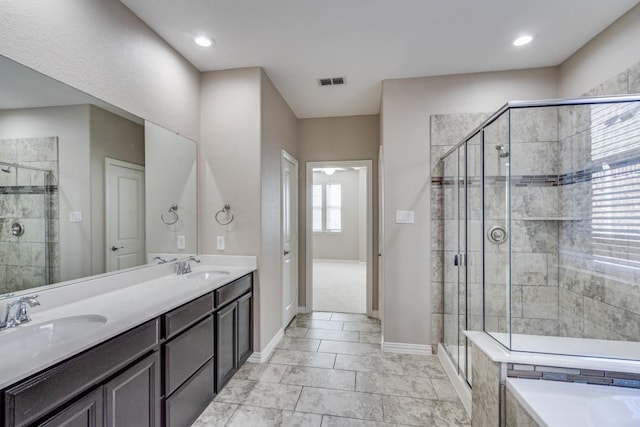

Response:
(395, 210), (415, 224)
(177, 235), (186, 249)
(217, 236), (225, 250)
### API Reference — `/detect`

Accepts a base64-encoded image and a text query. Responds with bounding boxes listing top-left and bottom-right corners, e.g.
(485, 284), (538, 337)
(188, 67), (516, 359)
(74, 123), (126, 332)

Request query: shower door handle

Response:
(453, 254), (459, 266)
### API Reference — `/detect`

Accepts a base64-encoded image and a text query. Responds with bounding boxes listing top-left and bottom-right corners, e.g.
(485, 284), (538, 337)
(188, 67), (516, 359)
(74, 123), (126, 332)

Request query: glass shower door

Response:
(443, 148), (460, 368)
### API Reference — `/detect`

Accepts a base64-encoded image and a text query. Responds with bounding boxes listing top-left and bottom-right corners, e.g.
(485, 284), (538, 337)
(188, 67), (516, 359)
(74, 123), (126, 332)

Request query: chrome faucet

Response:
(0, 295), (40, 330)
(176, 256), (201, 275)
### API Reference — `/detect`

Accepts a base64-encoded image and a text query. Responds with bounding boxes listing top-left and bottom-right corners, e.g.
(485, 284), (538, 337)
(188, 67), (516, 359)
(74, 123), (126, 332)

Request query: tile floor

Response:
(192, 312), (470, 426)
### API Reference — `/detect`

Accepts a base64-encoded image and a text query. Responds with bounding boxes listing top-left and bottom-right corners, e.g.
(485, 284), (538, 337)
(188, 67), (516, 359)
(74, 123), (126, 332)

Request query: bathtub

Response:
(507, 377), (640, 426)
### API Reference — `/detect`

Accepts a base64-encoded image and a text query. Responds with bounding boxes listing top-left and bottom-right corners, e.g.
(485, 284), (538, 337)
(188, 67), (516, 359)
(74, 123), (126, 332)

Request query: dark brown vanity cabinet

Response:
(3, 320), (160, 427)
(215, 274), (253, 392)
(162, 295), (215, 427)
(1, 272), (254, 427)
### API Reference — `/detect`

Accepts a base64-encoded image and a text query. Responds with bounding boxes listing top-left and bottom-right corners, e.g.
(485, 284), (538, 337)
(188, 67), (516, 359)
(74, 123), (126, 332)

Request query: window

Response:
(590, 102), (640, 270)
(312, 184), (323, 232)
(312, 183), (342, 232)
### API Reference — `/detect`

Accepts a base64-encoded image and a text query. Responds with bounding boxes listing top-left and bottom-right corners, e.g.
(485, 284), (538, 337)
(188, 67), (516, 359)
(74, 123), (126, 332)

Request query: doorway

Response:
(306, 160), (372, 315)
(105, 158), (145, 272)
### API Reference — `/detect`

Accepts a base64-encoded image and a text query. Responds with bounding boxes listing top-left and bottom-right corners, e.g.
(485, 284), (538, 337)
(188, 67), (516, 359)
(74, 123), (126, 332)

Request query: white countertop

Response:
(0, 255), (256, 389)
(507, 377), (640, 427)
(465, 331), (640, 374)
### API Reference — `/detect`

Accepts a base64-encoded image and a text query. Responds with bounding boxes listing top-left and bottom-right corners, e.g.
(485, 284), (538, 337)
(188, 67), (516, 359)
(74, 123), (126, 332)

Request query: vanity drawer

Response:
(164, 293), (214, 338)
(164, 316), (214, 396)
(215, 274), (252, 307)
(4, 318), (159, 427)
(164, 358), (214, 427)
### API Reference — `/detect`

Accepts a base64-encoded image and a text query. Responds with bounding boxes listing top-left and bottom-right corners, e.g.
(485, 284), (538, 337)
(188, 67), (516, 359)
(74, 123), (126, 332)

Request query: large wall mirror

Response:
(0, 55), (197, 298)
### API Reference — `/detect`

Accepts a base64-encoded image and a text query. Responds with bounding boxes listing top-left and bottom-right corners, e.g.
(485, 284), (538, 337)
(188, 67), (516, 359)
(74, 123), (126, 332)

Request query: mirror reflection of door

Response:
(281, 151), (298, 328)
(105, 158), (145, 272)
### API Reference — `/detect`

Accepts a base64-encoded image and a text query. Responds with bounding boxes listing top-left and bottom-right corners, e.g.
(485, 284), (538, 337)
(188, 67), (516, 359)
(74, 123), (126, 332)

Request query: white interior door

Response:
(282, 151), (298, 328)
(106, 158), (145, 272)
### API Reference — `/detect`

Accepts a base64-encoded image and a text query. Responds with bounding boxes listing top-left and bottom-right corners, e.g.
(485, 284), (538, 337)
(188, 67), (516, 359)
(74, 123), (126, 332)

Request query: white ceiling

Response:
(121, 0), (639, 118)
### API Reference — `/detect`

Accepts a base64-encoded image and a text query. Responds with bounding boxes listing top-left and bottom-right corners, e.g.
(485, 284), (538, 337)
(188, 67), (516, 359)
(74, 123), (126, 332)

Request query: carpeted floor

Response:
(312, 259), (366, 314)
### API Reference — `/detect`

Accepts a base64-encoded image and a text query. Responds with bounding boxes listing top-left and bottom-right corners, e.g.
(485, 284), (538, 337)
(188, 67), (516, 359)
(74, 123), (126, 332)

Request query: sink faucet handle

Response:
(18, 294), (40, 307)
(188, 256), (201, 263)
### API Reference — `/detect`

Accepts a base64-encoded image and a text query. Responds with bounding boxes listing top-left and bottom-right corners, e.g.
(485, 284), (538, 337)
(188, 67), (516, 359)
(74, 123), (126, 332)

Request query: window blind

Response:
(591, 102), (640, 270)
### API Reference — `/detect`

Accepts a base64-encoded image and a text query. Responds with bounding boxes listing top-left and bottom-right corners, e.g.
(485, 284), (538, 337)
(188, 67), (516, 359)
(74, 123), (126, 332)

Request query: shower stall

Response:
(439, 95), (640, 387)
(0, 162), (56, 293)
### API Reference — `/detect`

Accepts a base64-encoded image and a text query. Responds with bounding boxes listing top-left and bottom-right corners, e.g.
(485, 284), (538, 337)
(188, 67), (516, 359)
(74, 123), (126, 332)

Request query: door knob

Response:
(111, 245), (124, 251)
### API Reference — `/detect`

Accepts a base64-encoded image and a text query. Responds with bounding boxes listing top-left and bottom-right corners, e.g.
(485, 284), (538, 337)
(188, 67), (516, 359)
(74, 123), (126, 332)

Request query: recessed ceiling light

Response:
(513, 35), (533, 47)
(195, 36), (213, 47)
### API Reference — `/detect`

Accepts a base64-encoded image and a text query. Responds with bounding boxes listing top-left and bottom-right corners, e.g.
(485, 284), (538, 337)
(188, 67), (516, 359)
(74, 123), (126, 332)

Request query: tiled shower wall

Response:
(557, 61), (640, 342)
(432, 60), (640, 347)
(0, 137), (59, 292)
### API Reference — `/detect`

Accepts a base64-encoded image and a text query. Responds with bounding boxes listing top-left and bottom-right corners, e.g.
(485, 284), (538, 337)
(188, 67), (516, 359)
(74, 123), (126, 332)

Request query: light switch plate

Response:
(217, 236), (225, 250)
(395, 210), (415, 224)
(69, 211), (83, 223)
(177, 235), (186, 249)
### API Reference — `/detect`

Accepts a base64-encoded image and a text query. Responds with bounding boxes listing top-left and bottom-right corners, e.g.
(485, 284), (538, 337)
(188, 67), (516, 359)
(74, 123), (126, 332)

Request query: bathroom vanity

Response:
(0, 256), (256, 427)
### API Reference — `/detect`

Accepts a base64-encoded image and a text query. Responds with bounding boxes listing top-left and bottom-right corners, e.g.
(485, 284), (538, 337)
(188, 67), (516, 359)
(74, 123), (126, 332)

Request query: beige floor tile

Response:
(334, 354), (405, 375)
(306, 329), (360, 342)
(295, 319), (345, 330)
(233, 362), (289, 383)
(281, 366), (356, 391)
(285, 327), (310, 338)
(191, 402), (237, 427)
(330, 313), (377, 323)
(226, 405), (322, 427)
(431, 378), (460, 401)
(358, 332), (381, 344)
(318, 340), (382, 356)
(321, 415), (402, 426)
(296, 387), (384, 421)
(214, 379), (302, 410)
(343, 322), (381, 333)
(382, 395), (470, 426)
(297, 312), (333, 320)
(269, 349), (336, 368)
(356, 371), (438, 400)
(276, 336), (322, 351)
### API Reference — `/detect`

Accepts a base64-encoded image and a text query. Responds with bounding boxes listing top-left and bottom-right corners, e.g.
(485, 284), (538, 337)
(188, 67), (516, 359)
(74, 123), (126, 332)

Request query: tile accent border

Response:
(507, 363), (640, 389)
(382, 341), (432, 355)
(248, 328), (284, 364)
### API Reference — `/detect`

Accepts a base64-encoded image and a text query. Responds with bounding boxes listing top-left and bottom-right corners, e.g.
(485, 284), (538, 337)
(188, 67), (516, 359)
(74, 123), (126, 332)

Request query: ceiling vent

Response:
(318, 77), (346, 87)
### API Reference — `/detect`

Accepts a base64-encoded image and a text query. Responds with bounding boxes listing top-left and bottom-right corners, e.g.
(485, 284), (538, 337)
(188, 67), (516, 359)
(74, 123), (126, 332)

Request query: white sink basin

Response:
(187, 270), (230, 280)
(0, 315), (107, 355)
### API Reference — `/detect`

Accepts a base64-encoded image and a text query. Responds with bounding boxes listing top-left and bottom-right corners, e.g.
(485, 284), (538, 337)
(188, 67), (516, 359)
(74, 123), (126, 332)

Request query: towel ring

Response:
(161, 204), (179, 225)
(215, 203), (234, 226)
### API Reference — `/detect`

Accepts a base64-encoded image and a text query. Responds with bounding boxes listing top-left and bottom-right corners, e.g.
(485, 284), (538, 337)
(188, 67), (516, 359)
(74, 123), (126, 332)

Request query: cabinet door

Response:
(38, 388), (103, 427)
(104, 352), (160, 427)
(215, 302), (238, 392)
(237, 292), (253, 365)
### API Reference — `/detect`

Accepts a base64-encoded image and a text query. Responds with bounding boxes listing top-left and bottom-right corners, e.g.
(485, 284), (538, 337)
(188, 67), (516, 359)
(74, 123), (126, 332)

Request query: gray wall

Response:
(381, 68), (558, 346)
(0, 105), (91, 282)
(312, 169), (362, 260)
(89, 106), (145, 275)
(145, 121), (197, 257)
(0, 0), (200, 141)
(298, 115), (380, 311)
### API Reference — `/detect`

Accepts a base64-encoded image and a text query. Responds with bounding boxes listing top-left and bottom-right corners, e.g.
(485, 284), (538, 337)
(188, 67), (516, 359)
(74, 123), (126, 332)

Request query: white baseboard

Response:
(382, 341), (432, 355)
(298, 306), (307, 314)
(247, 328), (284, 364)
(437, 343), (472, 416)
